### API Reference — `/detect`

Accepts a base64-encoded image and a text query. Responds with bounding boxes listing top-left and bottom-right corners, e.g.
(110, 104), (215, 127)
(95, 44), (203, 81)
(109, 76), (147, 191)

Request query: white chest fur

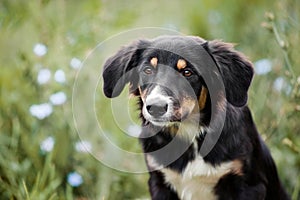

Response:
(148, 155), (242, 200)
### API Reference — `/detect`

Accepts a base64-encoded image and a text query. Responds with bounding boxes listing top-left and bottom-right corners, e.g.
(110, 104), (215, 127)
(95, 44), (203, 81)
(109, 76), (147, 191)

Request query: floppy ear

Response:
(102, 40), (149, 98)
(205, 40), (254, 107)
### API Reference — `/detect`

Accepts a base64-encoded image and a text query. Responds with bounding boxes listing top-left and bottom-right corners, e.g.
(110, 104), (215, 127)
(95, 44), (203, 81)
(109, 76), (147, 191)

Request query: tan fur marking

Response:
(199, 86), (208, 110)
(231, 159), (244, 176)
(177, 59), (187, 70)
(150, 57), (158, 68)
(138, 86), (147, 102)
(180, 97), (198, 118)
(216, 91), (227, 112)
(165, 125), (179, 135)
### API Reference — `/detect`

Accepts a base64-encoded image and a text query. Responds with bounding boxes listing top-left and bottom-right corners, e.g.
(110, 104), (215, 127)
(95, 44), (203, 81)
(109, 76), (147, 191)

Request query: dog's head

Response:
(102, 36), (253, 128)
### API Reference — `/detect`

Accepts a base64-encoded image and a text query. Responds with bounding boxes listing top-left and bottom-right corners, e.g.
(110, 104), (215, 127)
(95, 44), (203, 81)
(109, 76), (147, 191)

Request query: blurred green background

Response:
(0, 0), (299, 199)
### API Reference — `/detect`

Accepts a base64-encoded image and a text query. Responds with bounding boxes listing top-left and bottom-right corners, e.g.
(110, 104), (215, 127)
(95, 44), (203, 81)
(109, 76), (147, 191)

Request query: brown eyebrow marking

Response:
(177, 59), (187, 70)
(150, 57), (158, 68)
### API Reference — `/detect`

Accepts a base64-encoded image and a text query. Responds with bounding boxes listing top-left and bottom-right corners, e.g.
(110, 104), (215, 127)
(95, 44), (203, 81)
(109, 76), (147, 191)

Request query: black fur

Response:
(102, 36), (290, 200)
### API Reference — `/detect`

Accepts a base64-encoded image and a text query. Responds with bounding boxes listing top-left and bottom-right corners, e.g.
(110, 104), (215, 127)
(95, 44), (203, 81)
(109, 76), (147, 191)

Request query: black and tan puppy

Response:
(102, 36), (290, 200)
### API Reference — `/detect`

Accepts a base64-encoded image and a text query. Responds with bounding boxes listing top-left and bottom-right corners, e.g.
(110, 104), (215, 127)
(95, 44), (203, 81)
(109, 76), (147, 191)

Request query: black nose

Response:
(146, 103), (168, 117)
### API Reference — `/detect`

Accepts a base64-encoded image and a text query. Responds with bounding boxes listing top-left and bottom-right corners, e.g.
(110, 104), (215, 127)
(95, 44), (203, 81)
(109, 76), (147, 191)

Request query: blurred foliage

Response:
(0, 0), (299, 199)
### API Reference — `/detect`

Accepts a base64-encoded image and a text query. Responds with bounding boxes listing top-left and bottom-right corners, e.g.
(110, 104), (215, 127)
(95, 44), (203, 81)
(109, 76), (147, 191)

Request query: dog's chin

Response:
(148, 120), (178, 127)
(143, 114), (184, 127)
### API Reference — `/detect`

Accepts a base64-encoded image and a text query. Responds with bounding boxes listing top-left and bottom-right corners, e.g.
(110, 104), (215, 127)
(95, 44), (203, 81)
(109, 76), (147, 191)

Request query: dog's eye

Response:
(143, 67), (154, 75)
(182, 69), (193, 77)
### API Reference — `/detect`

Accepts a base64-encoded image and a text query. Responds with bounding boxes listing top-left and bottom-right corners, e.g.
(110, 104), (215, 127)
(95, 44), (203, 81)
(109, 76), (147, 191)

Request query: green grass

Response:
(0, 0), (299, 199)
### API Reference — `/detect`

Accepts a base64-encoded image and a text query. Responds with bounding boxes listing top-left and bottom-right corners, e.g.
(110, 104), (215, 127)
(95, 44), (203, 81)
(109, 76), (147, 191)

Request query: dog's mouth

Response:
(144, 117), (181, 127)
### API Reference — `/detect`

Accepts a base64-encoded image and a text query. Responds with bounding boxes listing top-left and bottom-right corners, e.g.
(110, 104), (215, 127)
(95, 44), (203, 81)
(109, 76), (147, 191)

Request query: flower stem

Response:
(271, 21), (296, 81)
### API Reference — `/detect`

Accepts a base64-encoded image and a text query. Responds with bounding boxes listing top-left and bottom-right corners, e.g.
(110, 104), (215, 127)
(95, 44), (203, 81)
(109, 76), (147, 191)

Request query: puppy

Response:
(102, 35), (290, 200)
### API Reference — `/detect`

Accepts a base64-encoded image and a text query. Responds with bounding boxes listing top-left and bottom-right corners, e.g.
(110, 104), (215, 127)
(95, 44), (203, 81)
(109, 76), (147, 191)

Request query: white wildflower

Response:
(273, 77), (292, 95)
(29, 103), (53, 119)
(254, 59), (272, 75)
(40, 136), (55, 152)
(49, 92), (67, 105)
(75, 140), (92, 153)
(33, 43), (48, 57)
(273, 77), (285, 92)
(54, 69), (66, 83)
(127, 124), (141, 137)
(70, 57), (82, 69)
(37, 68), (51, 85)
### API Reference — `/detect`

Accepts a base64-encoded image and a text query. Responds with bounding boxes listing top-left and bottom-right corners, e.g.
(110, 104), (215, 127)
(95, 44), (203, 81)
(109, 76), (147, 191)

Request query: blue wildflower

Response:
(67, 172), (83, 187)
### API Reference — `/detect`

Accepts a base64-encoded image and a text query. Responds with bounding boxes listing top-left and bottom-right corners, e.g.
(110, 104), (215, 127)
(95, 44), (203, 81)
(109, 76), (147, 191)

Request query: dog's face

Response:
(103, 36), (253, 128)
(136, 54), (204, 127)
